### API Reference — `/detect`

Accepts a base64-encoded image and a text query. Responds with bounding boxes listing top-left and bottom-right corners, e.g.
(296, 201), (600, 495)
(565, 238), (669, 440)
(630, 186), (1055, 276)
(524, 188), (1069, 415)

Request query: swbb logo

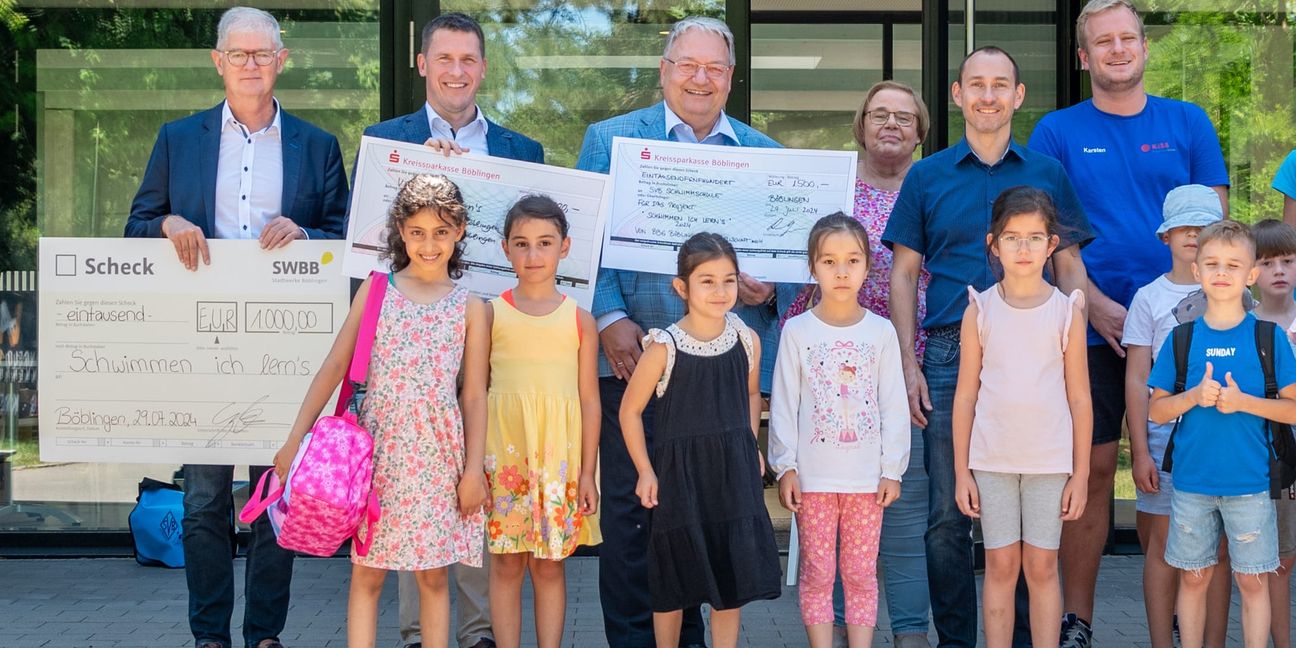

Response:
(271, 251), (334, 275)
(272, 261), (320, 275)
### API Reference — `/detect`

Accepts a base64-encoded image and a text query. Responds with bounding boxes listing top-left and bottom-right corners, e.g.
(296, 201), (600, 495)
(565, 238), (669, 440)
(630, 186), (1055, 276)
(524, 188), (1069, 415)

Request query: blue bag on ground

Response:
(129, 477), (186, 568)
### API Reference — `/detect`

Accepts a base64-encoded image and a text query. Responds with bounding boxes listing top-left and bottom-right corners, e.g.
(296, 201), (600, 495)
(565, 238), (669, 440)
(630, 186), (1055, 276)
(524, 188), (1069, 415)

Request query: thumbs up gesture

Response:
(1195, 361), (1221, 407)
(1216, 370), (1245, 414)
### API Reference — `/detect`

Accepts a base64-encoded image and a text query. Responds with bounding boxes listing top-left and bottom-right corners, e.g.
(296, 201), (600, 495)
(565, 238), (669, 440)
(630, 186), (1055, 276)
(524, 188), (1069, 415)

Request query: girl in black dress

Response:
(619, 232), (782, 648)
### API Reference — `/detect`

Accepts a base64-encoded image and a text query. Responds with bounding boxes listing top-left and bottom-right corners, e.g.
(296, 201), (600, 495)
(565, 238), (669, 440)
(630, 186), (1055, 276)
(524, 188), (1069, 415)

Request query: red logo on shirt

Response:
(640, 148), (652, 160)
(388, 151), (401, 163)
(1140, 142), (1171, 153)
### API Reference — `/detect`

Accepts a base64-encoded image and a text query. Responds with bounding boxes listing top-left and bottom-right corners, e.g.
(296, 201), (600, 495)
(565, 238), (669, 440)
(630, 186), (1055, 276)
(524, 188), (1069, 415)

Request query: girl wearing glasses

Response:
(951, 186), (1093, 648)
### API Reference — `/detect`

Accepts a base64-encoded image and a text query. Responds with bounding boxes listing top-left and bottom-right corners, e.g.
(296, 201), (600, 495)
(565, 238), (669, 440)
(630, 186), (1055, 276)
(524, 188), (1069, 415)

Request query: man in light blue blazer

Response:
(575, 16), (781, 648)
(124, 9), (346, 648)
(359, 13), (541, 648)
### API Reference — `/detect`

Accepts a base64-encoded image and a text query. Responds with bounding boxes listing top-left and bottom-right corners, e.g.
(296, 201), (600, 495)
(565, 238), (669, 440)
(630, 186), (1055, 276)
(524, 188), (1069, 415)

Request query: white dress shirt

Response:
(425, 103), (490, 155)
(213, 100), (284, 240)
(663, 103), (739, 145)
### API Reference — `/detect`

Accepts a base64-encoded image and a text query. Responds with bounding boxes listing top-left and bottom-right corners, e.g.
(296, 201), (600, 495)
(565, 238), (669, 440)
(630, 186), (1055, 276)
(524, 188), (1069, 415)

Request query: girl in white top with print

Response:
(769, 213), (910, 648)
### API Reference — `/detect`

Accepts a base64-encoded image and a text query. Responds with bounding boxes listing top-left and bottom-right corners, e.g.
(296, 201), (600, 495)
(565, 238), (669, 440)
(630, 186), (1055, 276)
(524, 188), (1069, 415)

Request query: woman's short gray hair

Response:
(216, 7), (283, 51)
(663, 17), (735, 66)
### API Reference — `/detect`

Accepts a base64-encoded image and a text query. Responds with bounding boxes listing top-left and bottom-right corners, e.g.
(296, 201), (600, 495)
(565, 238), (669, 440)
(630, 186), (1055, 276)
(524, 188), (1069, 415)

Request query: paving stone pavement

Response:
(1, 554), (1290, 647)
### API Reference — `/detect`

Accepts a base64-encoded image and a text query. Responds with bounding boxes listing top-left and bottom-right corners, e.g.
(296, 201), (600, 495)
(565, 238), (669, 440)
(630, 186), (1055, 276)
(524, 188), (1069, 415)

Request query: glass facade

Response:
(3, 1), (380, 533)
(3, 0), (1295, 538)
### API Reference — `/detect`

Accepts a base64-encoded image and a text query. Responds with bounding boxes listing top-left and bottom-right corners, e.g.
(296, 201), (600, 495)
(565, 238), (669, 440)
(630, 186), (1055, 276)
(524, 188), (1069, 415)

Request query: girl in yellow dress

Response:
(485, 194), (602, 648)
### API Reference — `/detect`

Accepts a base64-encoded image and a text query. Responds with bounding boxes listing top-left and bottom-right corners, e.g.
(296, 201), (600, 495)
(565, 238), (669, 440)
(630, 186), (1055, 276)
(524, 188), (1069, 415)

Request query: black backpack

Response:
(1161, 319), (1296, 498)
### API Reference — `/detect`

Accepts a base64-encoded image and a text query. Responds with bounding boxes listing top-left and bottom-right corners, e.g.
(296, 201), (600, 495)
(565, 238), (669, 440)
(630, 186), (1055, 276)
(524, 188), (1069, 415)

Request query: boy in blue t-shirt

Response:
(1149, 220), (1296, 648)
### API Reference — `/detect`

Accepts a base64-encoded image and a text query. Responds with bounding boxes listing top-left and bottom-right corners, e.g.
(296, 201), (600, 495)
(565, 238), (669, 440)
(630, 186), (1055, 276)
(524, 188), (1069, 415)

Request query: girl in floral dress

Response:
(274, 174), (490, 648)
(484, 195), (601, 648)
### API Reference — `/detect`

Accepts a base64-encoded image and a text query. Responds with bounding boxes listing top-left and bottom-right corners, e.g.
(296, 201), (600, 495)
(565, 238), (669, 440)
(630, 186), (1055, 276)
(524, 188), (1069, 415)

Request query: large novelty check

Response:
(343, 136), (610, 307)
(38, 238), (349, 464)
(603, 137), (857, 282)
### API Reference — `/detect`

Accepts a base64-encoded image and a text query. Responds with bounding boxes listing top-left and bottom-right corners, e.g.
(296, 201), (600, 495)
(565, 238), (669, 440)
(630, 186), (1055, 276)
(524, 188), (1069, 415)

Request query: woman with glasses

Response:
(778, 81), (934, 648)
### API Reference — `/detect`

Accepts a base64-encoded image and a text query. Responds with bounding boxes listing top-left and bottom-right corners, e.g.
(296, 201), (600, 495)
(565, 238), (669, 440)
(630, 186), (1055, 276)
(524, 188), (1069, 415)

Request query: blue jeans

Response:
(831, 424), (931, 636)
(597, 378), (705, 647)
(881, 424), (932, 635)
(182, 464), (294, 648)
(923, 336), (1033, 647)
(922, 335), (977, 648)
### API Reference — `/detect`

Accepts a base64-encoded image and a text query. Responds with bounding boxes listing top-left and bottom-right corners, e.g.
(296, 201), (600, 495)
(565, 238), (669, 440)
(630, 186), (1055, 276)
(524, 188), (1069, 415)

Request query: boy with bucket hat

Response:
(1121, 184), (1230, 647)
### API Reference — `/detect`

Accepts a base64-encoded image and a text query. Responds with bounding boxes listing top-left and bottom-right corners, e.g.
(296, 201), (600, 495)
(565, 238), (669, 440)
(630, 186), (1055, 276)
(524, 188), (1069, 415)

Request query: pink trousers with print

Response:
(796, 491), (883, 627)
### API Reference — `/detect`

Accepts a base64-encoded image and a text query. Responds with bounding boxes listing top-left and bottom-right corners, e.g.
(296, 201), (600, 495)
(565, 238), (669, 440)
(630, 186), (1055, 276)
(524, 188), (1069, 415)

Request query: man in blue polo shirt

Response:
(1028, 2), (1228, 645)
(883, 45), (1093, 648)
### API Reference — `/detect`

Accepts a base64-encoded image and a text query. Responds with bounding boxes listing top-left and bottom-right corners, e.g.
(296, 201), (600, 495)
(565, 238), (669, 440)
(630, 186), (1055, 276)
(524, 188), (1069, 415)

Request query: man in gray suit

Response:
(575, 16), (780, 647)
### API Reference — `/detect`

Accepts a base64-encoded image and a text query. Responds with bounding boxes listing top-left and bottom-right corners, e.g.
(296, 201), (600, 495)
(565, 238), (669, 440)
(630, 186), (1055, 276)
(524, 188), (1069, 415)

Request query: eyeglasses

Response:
(866, 109), (917, 127)
(998, 234), (1052, 249)
(219, 49), (280, 67)
(663, 57), (731, 80)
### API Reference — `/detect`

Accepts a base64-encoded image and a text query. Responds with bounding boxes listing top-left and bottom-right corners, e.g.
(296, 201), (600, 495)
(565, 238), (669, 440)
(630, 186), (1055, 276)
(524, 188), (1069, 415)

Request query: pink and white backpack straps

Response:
(334, 271), (389, 418)
(350, 271), (388, 384)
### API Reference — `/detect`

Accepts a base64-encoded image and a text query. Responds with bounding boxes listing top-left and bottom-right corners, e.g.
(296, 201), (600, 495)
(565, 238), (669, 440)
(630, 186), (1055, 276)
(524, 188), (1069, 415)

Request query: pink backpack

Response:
(240, 272), (388, 557)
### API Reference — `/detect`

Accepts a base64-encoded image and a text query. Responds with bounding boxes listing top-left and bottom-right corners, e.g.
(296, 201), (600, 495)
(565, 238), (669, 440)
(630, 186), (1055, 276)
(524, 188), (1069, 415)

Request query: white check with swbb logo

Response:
(38, 238), (349, 464)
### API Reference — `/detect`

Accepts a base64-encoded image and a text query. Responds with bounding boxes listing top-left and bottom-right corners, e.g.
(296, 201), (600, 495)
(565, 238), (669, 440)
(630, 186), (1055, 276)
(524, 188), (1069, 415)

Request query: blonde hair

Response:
(1197, 220), (1256, 261)
(1076, 0), (1145, 49)
(852, 80), (930, 148)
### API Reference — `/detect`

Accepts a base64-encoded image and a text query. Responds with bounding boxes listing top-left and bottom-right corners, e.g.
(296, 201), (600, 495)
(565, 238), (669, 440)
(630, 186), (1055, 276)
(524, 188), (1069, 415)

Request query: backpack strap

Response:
(1254, 319), (1288, 498)
(1257, 319), (1279, 399)
(1161, 320), (1196, 473)
(334, 272), (389, 417)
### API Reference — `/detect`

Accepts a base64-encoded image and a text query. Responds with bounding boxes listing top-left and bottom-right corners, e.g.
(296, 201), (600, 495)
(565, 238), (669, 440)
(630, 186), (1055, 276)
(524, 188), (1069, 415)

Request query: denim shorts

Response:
(1165, 490), (1279, 574)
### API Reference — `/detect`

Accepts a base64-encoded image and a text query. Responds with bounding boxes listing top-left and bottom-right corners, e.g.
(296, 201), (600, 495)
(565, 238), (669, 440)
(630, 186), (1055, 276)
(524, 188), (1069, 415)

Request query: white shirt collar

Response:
(425, 103), (488, 138)
(221, 98), (281, 135)
(663, 103), (737, 144)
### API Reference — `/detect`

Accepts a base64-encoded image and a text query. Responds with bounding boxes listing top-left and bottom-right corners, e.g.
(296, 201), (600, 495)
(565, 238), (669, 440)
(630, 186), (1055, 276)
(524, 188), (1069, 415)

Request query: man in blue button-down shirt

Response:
(574, 16), (782, 648)
(882, 46), (1093, 648)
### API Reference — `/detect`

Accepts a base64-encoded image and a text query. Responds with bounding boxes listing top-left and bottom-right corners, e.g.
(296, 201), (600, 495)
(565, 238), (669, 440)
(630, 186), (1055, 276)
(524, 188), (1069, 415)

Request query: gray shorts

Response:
(973, 470), (1070, 550)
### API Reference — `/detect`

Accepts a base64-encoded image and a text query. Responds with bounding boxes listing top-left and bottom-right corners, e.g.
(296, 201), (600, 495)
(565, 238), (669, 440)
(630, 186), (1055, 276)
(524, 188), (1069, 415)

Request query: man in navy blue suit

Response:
(361, 13), (541, 648)
(361, 14), (543, 166)
(124, 8), (347, 648)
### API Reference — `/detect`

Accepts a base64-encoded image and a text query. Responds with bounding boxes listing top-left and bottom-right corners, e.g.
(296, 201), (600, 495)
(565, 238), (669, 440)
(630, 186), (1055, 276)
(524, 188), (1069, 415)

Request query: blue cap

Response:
(1157, 184), (1223, 235)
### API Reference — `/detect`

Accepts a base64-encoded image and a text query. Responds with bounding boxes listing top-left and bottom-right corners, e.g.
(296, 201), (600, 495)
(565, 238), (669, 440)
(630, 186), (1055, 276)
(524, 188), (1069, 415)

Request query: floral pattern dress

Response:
(485, 293), (600, 559)
(353, 282), (484, 570)
(781, 179), (932, 359)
